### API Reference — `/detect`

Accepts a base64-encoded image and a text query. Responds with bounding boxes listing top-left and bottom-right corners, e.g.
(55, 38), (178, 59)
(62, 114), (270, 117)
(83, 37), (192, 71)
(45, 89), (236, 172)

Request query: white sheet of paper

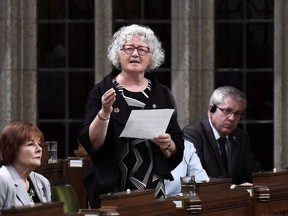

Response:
(120, 109), (174, 139)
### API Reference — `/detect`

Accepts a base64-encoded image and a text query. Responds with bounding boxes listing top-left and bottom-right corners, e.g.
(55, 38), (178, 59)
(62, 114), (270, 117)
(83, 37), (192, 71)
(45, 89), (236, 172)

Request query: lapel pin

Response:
(114, 107), (120, 113)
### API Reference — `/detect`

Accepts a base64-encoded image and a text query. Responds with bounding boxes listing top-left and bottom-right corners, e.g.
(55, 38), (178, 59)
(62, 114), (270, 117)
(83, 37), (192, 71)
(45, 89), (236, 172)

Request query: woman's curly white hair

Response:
(107, 24), (165, 70)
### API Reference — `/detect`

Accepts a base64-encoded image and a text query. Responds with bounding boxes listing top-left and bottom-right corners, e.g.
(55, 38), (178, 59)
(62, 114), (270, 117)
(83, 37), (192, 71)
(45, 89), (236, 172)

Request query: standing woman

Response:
(0, 122), (51, 210)
(78, 24), (184, 208)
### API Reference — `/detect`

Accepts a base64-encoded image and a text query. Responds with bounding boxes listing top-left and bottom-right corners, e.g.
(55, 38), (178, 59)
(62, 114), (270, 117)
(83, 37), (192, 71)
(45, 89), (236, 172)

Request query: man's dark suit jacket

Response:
(183, 117), (262, 184)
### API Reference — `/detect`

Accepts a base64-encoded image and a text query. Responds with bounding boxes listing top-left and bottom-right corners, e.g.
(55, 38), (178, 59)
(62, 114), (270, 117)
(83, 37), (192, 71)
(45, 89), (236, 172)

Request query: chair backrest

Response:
(51, 184), (80, 213)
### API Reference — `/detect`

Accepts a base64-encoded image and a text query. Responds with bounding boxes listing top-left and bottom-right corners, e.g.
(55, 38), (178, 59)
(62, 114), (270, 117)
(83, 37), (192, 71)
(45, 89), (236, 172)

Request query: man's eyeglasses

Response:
(214, 105), (243, 118)
(121, 45), (150, 56)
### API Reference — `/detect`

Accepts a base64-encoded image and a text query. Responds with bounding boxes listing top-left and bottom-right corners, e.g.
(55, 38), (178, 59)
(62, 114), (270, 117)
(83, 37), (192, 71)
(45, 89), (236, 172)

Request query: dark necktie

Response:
(218, 137), (228, 172)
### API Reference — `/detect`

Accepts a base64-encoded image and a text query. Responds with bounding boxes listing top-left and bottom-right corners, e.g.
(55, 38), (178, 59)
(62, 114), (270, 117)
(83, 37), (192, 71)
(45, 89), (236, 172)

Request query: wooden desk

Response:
(69, 173), (288, 216)
(100, 189), (176, 216)
(34, 160), (288, 215)
(2, 202), (64, 216)
(253, 169), (288, 184)
(252, 169), (288, 215)
(169, 178), (252, 216)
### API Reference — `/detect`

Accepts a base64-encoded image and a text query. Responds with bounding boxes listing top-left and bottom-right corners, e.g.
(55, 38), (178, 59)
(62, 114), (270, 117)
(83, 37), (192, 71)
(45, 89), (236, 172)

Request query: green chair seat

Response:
(51, 184), (80, 213)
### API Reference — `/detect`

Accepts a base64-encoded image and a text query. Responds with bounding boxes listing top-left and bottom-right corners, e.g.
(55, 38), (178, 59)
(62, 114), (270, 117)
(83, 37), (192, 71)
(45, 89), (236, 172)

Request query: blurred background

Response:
(1, 0), (286, 172)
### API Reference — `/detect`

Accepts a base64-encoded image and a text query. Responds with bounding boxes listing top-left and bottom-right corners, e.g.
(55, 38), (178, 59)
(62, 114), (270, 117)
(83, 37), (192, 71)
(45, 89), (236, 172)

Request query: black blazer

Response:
(183, 118), (262, 184)
(78, 69), (184, 207)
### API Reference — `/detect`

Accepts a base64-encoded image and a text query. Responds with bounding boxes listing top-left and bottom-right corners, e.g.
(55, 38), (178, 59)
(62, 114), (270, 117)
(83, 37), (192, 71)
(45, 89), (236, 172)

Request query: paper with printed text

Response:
(120, 109), (174, 139)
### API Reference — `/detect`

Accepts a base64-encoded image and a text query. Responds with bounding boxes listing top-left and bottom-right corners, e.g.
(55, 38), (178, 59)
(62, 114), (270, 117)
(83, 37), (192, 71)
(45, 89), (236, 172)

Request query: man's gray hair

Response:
(209, 86), (247, 108)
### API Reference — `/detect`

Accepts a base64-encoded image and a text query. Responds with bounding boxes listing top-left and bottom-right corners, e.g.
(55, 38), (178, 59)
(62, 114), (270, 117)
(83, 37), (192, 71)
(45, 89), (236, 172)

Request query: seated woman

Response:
(0, 121), (51, 210)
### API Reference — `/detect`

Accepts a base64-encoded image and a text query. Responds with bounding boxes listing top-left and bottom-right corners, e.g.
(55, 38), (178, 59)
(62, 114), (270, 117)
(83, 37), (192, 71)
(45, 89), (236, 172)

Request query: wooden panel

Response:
(41, 143), (49, 166)
(195, 178), (232, 194)
(253, 173), (288, 215)
(100, 189), (154, 207)
(253, 169), (288, 184)
(169, 178), (252, 215)
(2, 202), (64, 216)
(100, 189), (176, 216)
(36, 160), (64, 185)
(36, 159), (90, 209)
(62, 159), (89, 208)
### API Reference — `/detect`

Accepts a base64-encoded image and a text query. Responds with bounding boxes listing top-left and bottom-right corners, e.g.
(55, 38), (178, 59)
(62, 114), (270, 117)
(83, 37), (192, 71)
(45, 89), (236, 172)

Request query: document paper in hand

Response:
(120, 109), (174, 139)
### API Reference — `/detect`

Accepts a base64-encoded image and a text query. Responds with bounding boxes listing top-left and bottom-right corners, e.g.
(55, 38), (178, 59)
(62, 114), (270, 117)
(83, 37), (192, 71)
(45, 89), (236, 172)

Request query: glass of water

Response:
(180, 175), (196, 197)
(45, 141), (58, 163)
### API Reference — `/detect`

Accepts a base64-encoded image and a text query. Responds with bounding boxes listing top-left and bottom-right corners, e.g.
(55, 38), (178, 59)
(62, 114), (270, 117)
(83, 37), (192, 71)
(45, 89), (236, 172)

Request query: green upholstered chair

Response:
(51, 184), (80, 213)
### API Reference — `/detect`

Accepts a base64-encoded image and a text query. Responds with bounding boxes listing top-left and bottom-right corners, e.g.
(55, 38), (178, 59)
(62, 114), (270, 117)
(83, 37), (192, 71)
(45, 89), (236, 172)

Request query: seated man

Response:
(165, 140), (209, 196)
(182, 86), (262, 185)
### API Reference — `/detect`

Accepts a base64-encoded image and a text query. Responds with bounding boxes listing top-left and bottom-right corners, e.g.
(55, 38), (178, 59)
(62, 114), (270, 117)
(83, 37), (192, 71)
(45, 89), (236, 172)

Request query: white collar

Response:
(208, 117), (228, 140)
